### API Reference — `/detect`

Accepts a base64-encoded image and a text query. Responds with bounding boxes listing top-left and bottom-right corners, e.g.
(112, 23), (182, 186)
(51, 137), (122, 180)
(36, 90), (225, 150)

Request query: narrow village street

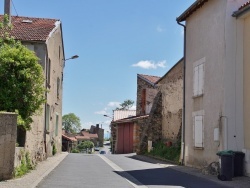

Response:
(37, 153), (231, 188)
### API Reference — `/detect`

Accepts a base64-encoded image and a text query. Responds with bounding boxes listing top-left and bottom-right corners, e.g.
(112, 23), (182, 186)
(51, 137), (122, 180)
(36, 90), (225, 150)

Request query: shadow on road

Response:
(114, 168), (230, 188)
(126, 154), (177, 165)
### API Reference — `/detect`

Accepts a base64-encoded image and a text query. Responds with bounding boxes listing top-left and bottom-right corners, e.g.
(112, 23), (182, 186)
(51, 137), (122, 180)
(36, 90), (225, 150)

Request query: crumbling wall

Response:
(137, 92), (162, 154)
(0, 113), (17, 180)
(158, 60), (183, 144)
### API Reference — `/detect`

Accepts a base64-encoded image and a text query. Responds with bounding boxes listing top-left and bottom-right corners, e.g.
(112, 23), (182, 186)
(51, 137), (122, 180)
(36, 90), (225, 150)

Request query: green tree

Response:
(62, 113), (81, 133)
(0, 15), (46, 130)
(77, 140), (94, 150)
(116, 99), (134, 110)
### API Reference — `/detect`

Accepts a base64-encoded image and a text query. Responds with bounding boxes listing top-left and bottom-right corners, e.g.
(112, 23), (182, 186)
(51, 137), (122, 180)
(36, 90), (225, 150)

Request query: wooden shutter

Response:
(198, 64), (204, 95)
(193, 66), (199, 96)
(194, 115), (203, 148)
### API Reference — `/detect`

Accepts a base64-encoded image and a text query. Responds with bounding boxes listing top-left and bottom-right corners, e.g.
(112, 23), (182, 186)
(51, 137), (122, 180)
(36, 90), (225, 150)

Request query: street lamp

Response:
(103, 114), (113, 119)
(64, 55), (79, 61)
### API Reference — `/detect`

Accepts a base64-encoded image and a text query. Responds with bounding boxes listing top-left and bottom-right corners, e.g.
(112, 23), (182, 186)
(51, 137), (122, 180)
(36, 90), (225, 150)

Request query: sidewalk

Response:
(133, 155), (250, 188)
(0, 152), (68, 188)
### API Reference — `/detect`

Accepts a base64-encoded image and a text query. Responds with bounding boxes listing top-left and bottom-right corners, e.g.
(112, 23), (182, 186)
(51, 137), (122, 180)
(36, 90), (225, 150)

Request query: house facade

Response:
(1, 14), (65, 163)
(233, 1), (250, 176)
(177, 0), (249, 175)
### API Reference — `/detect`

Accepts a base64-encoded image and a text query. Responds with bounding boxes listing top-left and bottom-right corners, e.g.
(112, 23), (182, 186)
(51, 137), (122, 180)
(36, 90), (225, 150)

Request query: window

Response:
(45, 104), (50, 131)
(57, 77), (60, 98)
(193, 57), (205, 97)
(55, 114), (59, 136)
(26, 44), (34, 51)
(193, 115), (203, 148)
(46, 58), (51, 87)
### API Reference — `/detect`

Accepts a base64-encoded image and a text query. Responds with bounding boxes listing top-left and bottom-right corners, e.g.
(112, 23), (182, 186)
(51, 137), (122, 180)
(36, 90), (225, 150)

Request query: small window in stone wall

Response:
(141, 89), (146, 115)
(16, 127), (26, 147)
(57, 77), (60, 99)
(55, 114), (59, 136)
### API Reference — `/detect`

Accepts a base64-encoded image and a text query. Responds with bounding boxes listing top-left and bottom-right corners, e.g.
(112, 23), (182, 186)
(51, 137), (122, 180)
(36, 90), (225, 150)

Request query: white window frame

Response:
(193, 57), (205, 97)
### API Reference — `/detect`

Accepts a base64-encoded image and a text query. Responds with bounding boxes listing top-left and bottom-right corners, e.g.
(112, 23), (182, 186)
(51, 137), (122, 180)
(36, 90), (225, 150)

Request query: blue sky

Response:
(1, 0), (195, 135)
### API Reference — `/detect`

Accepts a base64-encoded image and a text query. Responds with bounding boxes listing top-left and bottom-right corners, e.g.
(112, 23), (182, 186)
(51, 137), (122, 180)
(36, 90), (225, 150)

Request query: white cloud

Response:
(108, 101), (120, 108)
(132, 60), (166, 69)
(157, 25), (164, 32)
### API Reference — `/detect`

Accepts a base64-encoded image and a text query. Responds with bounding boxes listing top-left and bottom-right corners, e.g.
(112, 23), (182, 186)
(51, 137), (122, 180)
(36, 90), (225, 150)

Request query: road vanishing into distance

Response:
(37, 153), (231, 188)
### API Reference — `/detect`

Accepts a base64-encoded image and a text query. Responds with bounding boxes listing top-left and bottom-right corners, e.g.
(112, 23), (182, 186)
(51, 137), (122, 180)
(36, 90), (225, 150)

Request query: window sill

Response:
(193, 146), (204, 150)
(192, 94), (204, 99)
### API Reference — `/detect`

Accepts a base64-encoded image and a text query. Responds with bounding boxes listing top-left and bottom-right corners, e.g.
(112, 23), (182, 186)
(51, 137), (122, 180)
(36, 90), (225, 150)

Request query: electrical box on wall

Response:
(214, 128), (219, 141)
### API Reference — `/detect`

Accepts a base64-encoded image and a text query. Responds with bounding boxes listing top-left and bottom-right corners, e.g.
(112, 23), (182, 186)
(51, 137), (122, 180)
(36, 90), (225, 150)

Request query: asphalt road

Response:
(37, 153), (231, 188)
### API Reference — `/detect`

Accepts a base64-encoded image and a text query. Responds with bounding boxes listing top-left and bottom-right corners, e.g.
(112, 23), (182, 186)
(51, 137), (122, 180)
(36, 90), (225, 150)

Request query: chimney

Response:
(4, 0), (11, 24)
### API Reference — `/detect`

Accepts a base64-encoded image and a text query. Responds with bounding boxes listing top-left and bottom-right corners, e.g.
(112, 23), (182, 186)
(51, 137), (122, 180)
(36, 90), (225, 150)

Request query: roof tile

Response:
(0, 15), (59, 41)
(138, 74), (160, 84)
(239, 1), (250, 10)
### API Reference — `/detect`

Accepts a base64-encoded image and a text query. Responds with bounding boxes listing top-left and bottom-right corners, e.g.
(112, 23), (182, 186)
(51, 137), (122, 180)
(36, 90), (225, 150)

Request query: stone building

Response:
(135, 74), (162, 153)
(156, 58), (183, 145)
(0, 9), (65, 164)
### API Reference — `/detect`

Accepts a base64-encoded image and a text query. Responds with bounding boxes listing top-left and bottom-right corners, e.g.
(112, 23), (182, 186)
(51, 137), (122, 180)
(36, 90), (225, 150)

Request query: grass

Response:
(147, 141), (181, 163)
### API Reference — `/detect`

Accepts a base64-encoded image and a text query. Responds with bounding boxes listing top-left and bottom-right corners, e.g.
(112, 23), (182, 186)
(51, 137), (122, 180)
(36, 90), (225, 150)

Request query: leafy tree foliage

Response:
(62, 113), (81, 133)
(0, 15), (46, 130)
(116, 99), (134, 110)
(77, 140), (94, 150)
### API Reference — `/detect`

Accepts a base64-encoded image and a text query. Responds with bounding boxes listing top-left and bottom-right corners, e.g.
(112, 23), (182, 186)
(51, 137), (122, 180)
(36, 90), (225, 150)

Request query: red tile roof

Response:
(138, 74), (161, 85)
(62, 134), (77, 142)
(0, 15), (59, 41)
(81, 131), (98, 139)
(239, 1), (250, 10)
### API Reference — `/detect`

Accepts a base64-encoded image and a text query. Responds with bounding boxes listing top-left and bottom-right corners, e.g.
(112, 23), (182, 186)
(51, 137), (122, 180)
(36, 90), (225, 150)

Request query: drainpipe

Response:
(177, 21), (186, 165)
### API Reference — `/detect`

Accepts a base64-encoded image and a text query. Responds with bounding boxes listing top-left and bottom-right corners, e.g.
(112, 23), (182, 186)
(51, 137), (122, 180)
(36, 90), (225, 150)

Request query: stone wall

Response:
(137, 92), (162, 154)
(158, 59), (183, 144)
(0, 113), (17, 180)
(136, 76), (158, 116)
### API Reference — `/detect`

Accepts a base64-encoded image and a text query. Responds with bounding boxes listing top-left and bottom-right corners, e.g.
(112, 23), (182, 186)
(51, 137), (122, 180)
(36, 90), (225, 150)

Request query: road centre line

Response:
(98, 154), (148, 188)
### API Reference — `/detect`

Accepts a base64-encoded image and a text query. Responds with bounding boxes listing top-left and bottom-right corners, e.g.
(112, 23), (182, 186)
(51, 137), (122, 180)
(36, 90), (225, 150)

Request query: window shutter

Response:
(193, 66), (199, 96)
(198, 64), (204, 95)
(194, 115), (203, 148)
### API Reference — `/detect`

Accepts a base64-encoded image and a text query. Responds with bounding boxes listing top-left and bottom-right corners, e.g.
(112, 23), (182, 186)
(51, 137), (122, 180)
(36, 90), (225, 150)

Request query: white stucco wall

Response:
(243, 12), (250, 176)
(185, 0), (226, 168)
(184, 0), (248, 170)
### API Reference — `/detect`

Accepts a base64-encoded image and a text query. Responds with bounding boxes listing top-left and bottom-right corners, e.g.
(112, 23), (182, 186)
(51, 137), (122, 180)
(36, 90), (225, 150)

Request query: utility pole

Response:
(4, 0), (11, 24)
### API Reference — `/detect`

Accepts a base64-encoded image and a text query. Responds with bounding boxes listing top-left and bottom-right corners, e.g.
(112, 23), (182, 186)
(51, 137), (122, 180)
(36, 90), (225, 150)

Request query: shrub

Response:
(52, 144), (57, 155)
(148, 141), (181, 163)
(14, 150), (34, 178)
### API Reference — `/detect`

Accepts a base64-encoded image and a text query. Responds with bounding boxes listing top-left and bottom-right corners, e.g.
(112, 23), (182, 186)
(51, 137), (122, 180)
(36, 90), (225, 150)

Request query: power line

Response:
(11, 0), (18, 16)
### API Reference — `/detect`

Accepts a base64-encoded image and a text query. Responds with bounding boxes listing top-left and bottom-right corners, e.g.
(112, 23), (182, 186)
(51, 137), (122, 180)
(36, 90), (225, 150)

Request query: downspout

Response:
(177, 21), (186, 165)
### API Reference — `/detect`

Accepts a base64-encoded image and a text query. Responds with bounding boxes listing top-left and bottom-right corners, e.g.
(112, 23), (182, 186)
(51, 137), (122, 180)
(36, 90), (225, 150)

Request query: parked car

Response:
(94, 147), (100, 151)
(99, 150), (107, 154)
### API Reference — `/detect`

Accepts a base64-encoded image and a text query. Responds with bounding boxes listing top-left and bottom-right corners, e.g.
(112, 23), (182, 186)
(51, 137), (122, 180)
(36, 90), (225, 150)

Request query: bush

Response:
(77, 140), (94, 151)
(148, 141), (181, 163)
(14, 150), (34, 178)
(52, 144), (57, 155)
(71, 148), (79, 153)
